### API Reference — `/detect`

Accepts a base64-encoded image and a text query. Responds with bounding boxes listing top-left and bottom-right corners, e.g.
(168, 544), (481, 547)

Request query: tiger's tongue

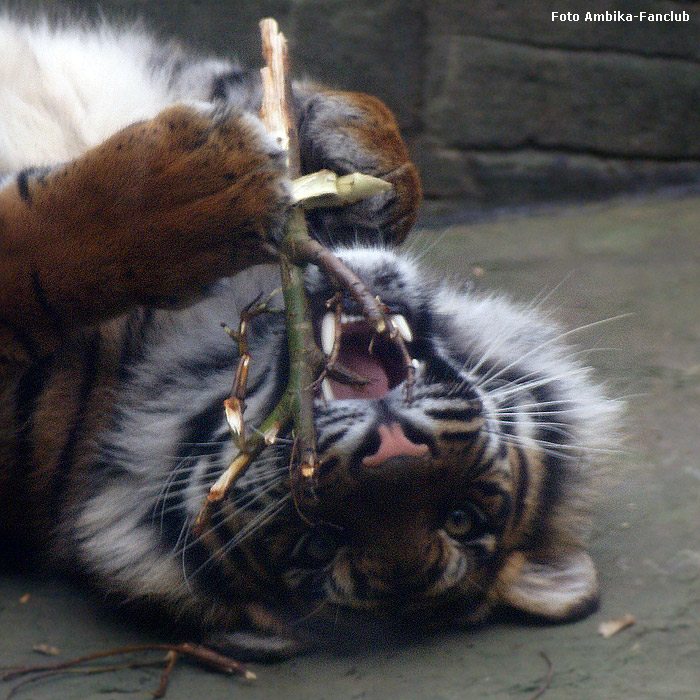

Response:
(324, 332), (429, 466)
(328, 354), (389, 399)
(327, 330), (393, 399)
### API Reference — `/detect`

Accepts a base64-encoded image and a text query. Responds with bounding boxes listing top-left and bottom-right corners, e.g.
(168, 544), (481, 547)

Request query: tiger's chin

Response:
(223, 543), (600, 660)
(209, 595), (491, 661)
(209, 551), (599, 660)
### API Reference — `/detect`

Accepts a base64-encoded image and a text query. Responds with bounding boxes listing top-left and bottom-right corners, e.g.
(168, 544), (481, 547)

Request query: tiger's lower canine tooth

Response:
(391, 314), (413, 343)
(321, 312), (336, 356)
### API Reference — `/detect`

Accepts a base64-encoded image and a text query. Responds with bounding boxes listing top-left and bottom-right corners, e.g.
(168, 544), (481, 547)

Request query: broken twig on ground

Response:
(1, 643), (254, 699)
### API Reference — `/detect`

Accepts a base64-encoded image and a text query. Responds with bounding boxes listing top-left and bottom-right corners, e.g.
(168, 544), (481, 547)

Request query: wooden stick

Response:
(524, 652), (554, 700)
(258, 18), (319, 484)
(259, 19), (291, 164)
(196, 17), (415, 522)
(2, 644), (254, 681)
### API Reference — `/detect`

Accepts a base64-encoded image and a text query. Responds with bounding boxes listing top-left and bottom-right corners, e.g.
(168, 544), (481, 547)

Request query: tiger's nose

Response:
(362, 422), (429, 470)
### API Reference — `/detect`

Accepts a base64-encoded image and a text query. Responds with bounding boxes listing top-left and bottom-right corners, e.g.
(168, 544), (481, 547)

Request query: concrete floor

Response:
(1, 193), (699, 699)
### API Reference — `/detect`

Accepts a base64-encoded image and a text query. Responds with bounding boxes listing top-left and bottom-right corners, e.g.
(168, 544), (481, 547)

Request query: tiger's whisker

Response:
(472, 314), (632, 386)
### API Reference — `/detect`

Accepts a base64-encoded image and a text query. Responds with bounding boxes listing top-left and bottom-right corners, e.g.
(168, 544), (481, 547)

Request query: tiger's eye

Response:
(444, 505), (487, 540)
(293, 528), (339, 566)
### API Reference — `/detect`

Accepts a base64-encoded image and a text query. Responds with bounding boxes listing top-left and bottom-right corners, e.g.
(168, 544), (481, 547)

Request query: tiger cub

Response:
(0, 16), (618, 657)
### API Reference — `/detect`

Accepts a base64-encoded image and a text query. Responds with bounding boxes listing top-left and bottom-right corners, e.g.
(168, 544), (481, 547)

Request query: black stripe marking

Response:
(0, 315), (43, 362)
(401, 421), (437, 456)
(422, 557), (447, 590)
(179, 347), (240, 378)
(465, 438), (491, 477)
(30, 267), (63, 337)
(425, 405), (480, 422)
(528, 383), (571, 546)
(14, 358), (54, 428)
(154, 395), (228, 551)
(117, 308), (154, 381)
(510, 447), (530, 532)
(16, 170), (31, 202)
(188, 503), (272, 599)
(348, 560), (372, 602)
(135, 346), (240, 404)
(470, 480), (512, 532)
(315, 409), (365, 430)
(9, 357), (55, 512)
(184, 534), (236, 595)
(317, 427), (349, 453)
(50, 333), (101, 521)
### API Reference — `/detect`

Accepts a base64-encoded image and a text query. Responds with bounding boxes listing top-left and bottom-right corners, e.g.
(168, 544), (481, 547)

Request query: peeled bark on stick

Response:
(259, 17), (318, 482)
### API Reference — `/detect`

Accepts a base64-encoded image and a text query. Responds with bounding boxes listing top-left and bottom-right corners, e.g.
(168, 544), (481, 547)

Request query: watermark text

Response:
(552, 11), (690, 22)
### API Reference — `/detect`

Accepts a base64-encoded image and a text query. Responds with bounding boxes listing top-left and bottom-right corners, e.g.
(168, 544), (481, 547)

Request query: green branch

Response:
(194, 18), (414, 530)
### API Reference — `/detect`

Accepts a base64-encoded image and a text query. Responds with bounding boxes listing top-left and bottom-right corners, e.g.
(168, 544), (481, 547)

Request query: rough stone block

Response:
(425, 35), (700, 158)
(427, 0), (700, 61)
(288, 0), (424, 130)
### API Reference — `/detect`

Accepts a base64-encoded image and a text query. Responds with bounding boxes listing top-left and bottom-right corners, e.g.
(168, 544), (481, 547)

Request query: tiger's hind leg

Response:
(0, 104), (289, 364)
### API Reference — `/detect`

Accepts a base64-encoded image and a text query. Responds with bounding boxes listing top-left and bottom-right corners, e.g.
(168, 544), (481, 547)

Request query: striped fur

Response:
(0, 17), (618, 656)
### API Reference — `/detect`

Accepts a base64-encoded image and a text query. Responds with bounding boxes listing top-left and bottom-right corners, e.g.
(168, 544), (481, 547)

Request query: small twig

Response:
(4, 660), (166, 700)
(222, 289), (281, 445)
(194, 389), (294, 534)
(153, 650), (179, 699)
(259, 18), (295, 171)
(2, 643), (253, 682)
(2, 643), (254, 700)
(524, 651), (554, 700)
(283, 234), (387, 334)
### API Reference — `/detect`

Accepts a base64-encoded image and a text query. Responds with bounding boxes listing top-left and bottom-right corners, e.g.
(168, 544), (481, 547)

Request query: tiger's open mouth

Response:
(317, 311), (413, 401)
(311, 307), (430, 475)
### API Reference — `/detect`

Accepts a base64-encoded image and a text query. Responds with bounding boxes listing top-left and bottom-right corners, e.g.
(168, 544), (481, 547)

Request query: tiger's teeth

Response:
(391, 314), (413, 343)
(321, 312), (336, 356)
(321, 378), (335, 401)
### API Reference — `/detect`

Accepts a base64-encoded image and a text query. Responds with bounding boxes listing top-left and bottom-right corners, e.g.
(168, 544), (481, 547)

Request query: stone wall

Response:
(16, 0), (700, 208)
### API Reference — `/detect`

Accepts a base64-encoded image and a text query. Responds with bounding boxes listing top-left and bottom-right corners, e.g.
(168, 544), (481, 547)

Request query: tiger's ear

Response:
(493, 549), (599, 621)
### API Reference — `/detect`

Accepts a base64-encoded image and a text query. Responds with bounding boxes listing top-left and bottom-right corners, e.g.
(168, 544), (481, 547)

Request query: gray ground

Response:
(2, 193), (699, 699)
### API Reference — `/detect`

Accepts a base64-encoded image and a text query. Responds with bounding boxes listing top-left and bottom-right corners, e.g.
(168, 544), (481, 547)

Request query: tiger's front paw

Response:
(94, 103), (292, 266)
(24, 104), (291, 316)
(295, 87), (422, 246)
(120, 103), (292, 250)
